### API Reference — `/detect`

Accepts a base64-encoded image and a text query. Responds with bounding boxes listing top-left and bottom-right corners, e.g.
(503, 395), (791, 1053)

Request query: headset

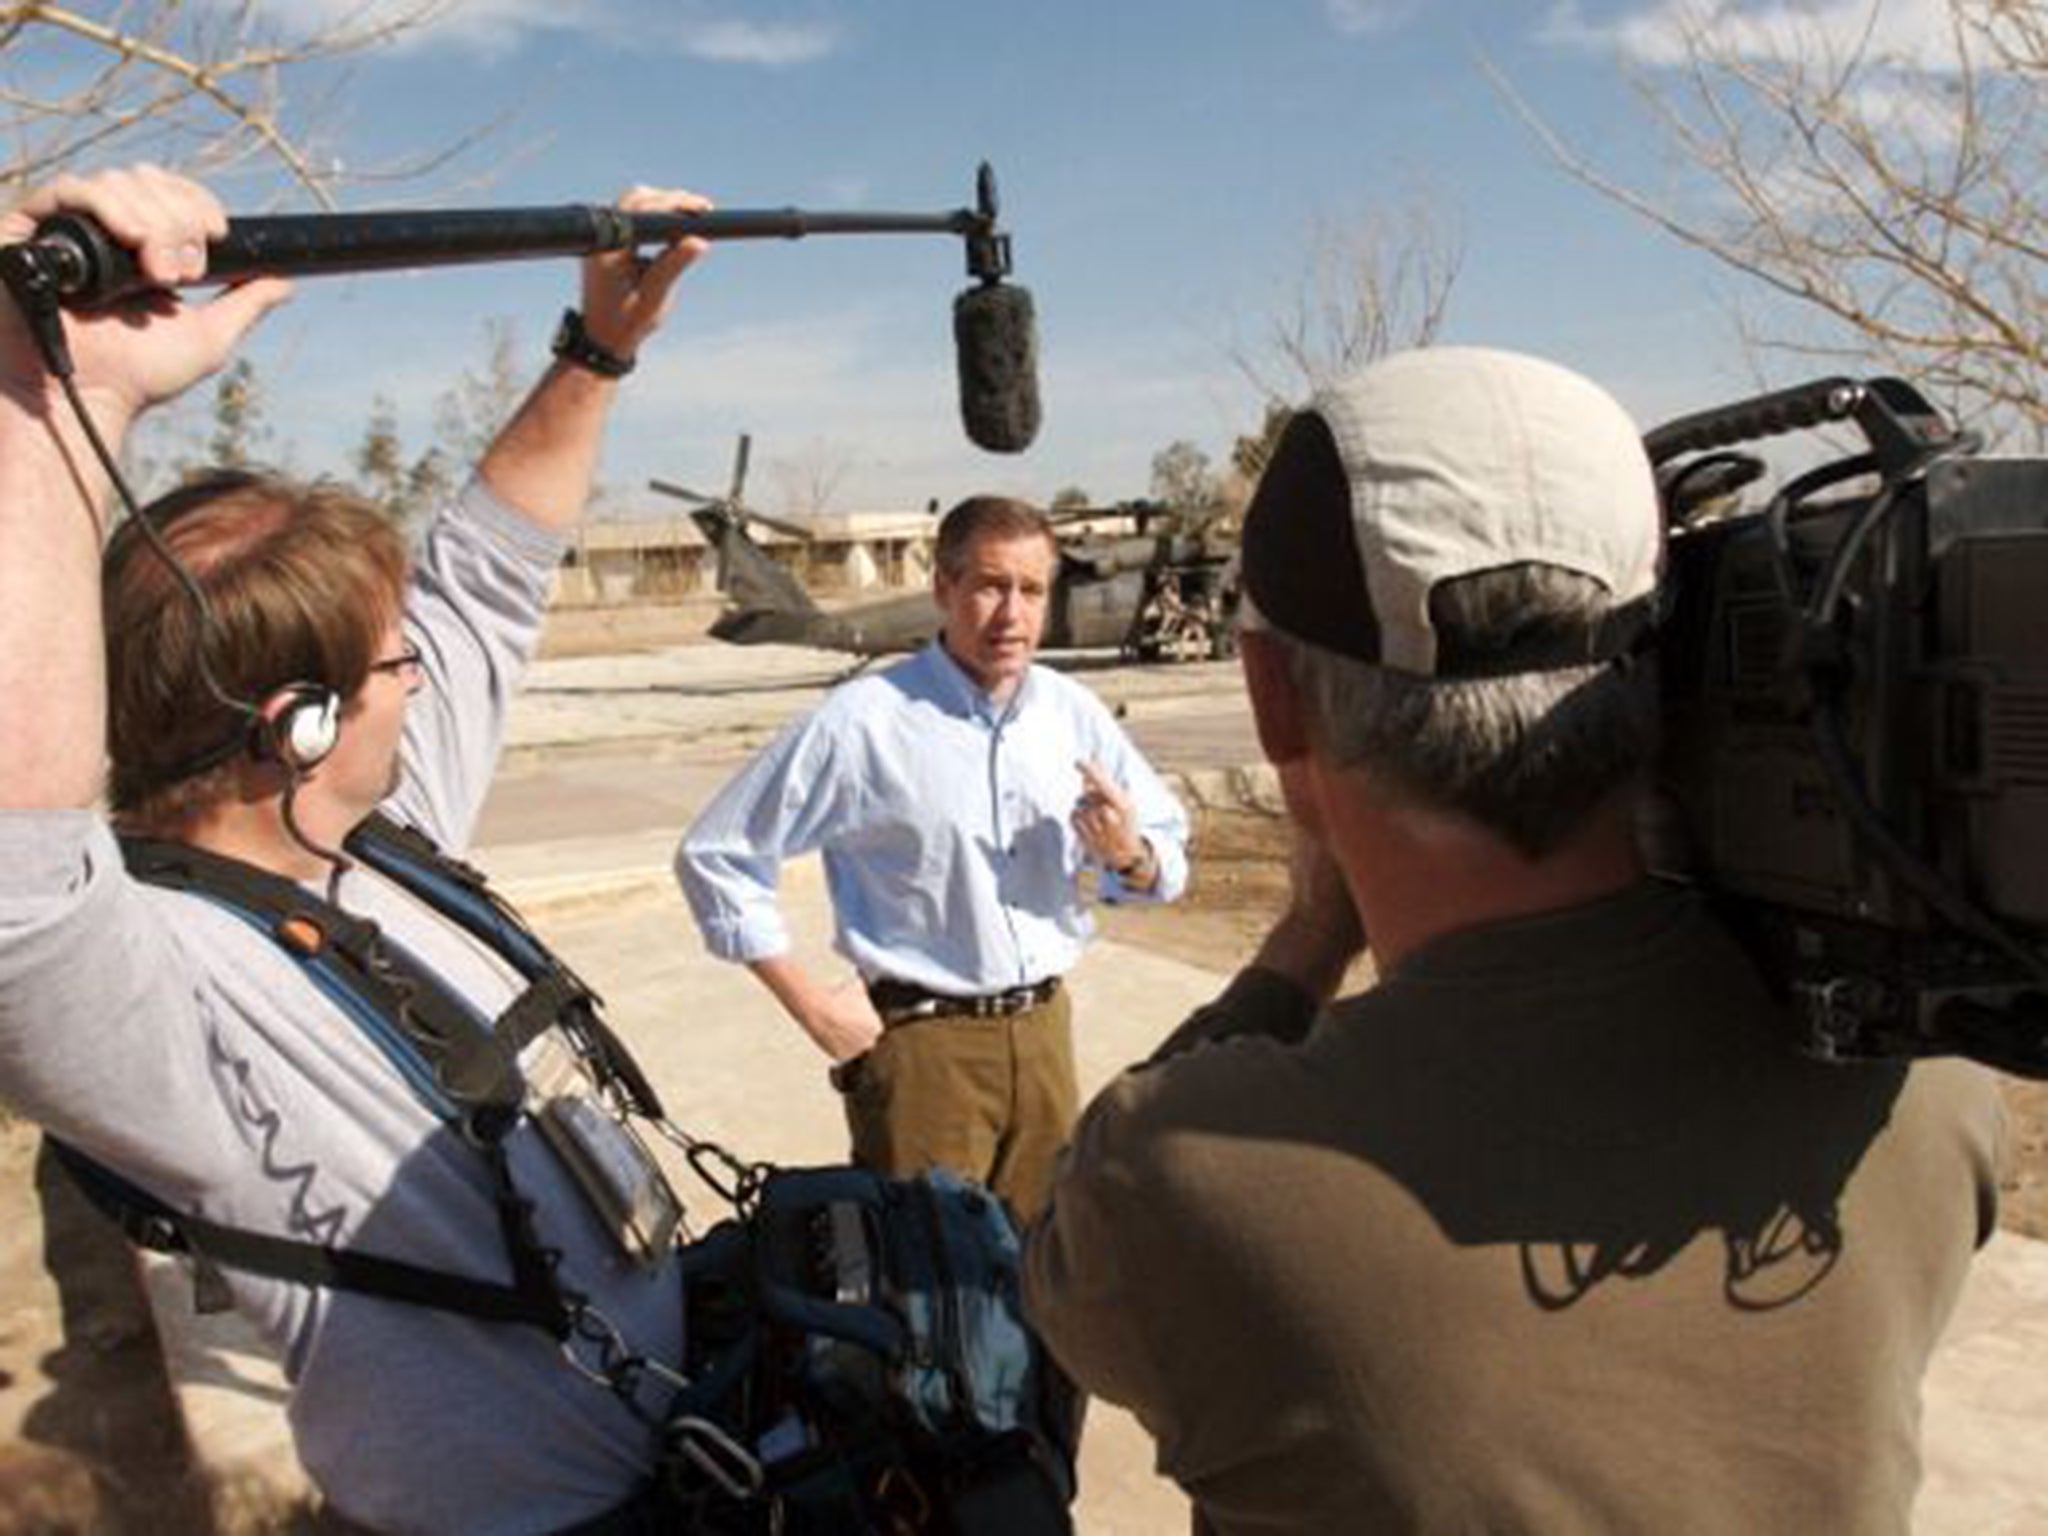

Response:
(260, 684), (344, 772)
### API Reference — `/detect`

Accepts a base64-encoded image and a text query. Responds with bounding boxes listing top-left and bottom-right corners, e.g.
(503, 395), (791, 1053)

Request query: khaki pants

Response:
(837, 987), (1077, 1224)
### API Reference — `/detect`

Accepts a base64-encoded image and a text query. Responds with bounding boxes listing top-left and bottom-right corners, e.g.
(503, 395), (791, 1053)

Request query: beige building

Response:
(552, 510), (938, 608)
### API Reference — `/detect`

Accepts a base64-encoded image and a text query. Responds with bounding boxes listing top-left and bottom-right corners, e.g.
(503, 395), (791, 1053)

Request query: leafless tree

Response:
(1499, 0), (2047, 447)
(1229, 196), (1464, 406)
(0, 1), (490, 208)
(1150, 438), (1219, 513)
(768, 436), (858, 519)
(432, 315), (526, 469)
(207, 353), (268, 466)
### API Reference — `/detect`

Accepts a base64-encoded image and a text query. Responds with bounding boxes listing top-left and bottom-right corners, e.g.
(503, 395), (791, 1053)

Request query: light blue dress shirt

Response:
(677, 642), (1189, 996)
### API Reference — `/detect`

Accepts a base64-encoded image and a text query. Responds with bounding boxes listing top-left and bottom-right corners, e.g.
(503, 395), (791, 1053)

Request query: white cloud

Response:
(817, 175), (872, 207)
(1322, 0), (1422, 36)
(1555, 0), (1976, 73)
(253, 0), (609, 59)
(256, 0), (840, 65)
(1536, 2), (1609, 51)
(1542, 0), (1990, 156)
(677, 18), (839, 65)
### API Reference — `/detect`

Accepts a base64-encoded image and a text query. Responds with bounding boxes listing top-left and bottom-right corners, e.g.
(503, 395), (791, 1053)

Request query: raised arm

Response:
(387, 184), (711, 846)
(0, 167), (288, 1182)
(0, 166), (289, 808)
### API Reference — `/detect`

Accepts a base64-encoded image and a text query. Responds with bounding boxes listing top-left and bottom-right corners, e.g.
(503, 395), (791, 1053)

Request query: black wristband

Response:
(1114, 843), (1153, 880)
(550, 308), (634, 379)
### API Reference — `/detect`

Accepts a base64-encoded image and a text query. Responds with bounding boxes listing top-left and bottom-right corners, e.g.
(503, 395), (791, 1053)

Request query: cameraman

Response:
(1023, 348), (2005, 1532)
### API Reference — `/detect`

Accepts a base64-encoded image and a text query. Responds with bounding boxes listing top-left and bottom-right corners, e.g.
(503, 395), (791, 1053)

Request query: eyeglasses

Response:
(368, 644), (424, 681)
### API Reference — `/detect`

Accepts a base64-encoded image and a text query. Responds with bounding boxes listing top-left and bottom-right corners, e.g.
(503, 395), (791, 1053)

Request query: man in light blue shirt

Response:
(677, 496), (1188, 1218)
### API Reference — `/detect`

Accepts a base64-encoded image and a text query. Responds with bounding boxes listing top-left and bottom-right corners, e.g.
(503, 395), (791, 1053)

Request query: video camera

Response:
(1644, 376), (2048, 1079)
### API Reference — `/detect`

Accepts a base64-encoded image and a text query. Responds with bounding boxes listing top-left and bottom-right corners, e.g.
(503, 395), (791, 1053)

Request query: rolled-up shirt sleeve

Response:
(675, 708), (853, 962)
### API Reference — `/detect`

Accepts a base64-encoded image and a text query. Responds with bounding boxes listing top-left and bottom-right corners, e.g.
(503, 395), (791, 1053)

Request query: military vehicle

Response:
(650, 437), (1240, 663)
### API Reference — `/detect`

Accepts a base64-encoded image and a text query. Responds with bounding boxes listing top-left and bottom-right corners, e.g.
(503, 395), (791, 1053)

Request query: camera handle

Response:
(1643, 376), (1967, 485)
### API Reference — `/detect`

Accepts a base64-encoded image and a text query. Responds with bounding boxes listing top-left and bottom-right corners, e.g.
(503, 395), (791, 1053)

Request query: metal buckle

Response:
(987, 980), (1053, 1016)
(666, 1415), (765, 1501)
(876, 994), (945, 1027)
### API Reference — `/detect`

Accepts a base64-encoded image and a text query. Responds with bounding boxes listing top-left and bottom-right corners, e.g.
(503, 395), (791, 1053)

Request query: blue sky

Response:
(62, 1), (1845, 513)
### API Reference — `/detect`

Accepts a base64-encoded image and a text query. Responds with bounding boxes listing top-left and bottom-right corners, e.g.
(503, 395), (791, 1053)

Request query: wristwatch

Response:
(550, 308), (635, 378)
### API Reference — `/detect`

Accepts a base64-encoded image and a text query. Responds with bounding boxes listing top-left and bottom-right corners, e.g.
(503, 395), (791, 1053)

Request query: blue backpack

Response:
(666, 1165), (1078, 1534)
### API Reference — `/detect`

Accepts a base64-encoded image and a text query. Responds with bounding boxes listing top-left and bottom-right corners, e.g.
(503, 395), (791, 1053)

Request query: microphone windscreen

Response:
(953, 281), (1041, 453)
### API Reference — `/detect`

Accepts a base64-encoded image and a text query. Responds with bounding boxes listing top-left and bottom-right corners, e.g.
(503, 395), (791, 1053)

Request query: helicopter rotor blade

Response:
(648, 477), (719, 507)
(729, 432), (753, 504)
(740, 506), (819, 543)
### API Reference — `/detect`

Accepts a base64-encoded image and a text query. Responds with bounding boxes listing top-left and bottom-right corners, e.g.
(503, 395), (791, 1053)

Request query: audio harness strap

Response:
(52, 813), (709, 1409)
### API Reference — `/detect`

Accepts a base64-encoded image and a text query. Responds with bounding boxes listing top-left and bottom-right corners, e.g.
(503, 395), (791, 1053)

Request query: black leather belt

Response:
(867, 976), (1061, 1027)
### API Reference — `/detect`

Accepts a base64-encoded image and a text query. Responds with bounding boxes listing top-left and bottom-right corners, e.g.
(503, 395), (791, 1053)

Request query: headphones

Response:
(157, 680), (342, 784)
(261, 684), (344, 773)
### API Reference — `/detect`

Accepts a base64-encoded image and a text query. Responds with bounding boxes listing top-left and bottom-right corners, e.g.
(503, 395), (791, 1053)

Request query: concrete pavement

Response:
(135, 640), (2048, 1533)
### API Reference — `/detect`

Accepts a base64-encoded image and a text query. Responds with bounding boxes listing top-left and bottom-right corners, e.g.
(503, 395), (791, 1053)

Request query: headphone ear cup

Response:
(266, 686), (341, 771)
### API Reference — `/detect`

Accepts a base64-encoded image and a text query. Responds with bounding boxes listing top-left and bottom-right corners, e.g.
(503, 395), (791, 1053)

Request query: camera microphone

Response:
(954, 277), (1041, 455)
(1, 165), (1044, 454)
(949, 163), (1041, 455)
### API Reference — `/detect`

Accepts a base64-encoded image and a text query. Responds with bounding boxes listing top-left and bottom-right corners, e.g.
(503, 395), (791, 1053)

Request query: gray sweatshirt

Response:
(0, 484), (681, 1534)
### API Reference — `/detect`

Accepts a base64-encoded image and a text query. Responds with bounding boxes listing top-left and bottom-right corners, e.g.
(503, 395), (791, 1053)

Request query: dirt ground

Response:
(1, 806), (2042, 1532)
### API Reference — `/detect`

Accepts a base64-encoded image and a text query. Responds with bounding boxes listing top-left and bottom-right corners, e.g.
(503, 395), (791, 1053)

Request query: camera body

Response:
(1646, 377), (2048, 1077)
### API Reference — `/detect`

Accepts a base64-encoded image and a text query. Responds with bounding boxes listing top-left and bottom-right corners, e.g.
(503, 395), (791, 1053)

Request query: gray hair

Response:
(1284, 565), (1658, 857)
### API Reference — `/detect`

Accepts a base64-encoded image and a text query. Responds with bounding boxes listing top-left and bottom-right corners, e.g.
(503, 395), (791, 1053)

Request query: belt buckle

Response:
(885, 998), (944, 1026)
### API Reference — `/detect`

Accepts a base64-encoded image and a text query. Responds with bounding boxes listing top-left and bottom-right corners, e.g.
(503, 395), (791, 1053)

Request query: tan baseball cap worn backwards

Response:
(1240, 347), (1663, 677)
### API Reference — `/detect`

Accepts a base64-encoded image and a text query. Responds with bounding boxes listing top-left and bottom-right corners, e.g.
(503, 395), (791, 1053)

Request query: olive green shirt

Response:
(1024, 880), (2005, 1535)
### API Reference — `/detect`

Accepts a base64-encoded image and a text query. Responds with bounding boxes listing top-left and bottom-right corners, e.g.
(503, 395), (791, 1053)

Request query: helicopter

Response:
(649, 435), (1241, 664)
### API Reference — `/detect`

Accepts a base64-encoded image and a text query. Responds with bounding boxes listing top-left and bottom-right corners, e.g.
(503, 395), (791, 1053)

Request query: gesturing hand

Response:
(1071, 758), (1145, 873)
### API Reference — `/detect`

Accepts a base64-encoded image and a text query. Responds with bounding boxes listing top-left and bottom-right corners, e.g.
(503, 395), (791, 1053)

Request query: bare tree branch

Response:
(0, 0), (479, 207)
(1228, 195), (1464, 406)
(769, 437), (859, 519)
(1491, 0), (2047, 448)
